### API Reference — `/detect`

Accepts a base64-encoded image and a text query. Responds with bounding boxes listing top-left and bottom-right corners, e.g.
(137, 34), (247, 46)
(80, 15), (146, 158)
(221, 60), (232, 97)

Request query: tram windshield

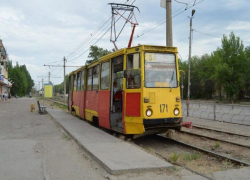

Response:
(145, 53), (177, 88)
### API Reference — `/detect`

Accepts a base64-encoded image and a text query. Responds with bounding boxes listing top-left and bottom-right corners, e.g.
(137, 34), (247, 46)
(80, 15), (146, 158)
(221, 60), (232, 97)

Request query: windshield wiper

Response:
(170, 71), (174, 92)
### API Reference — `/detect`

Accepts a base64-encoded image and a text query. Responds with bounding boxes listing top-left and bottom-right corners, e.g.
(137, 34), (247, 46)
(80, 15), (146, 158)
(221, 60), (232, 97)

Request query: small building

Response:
(0, 39), (12, 96)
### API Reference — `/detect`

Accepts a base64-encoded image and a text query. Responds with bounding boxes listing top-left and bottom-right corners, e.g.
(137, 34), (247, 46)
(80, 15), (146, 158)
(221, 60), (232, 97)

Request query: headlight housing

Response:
(146, 109), (152, 117)
(174, 108), (180, 116)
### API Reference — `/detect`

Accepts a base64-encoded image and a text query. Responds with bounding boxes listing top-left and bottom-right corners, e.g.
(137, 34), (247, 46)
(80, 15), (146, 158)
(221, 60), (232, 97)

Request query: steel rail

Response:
(154, 152), (214, 180)
(179, 130), (250, 149)
(192, 125), (250, 138)
(157, 134), (250, 167)
(46, 98), (67, 106)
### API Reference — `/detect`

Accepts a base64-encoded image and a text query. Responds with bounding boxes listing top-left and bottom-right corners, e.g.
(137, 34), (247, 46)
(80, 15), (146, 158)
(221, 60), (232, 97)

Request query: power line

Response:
(193, 29), (250, 43)
(67, 19), (111, 61)
(135, 0), (205, 40)
(193, 29), (221, 39)
(65, 0), (131, 59)
(66, 16), (112, 59)
(174, 0), (188, 9)
(67, 0), (137, 63)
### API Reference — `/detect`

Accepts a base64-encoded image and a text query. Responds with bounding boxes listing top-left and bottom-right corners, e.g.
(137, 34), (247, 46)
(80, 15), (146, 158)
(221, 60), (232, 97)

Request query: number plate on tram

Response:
(160, 104), (168, 113)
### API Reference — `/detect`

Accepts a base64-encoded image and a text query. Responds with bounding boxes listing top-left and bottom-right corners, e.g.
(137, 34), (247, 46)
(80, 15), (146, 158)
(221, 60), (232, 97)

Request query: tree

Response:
(7, 61), (34, 96)
(244, 46), (250, 97)
(215, 32), (246, 100)
(54, 75), (69, 94)
(86, 45), (112, 65)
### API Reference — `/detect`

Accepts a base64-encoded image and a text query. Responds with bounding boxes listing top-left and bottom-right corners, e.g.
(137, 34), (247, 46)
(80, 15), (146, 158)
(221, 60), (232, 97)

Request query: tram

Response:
(68, 45), (183, 135)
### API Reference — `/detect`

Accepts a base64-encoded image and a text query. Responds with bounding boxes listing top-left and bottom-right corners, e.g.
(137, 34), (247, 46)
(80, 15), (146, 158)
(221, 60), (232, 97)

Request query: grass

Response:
(168, 166), (179, 172)
(222, 160), (233, 169)
(170, 152), (180, 163)
(51, 102), (68, 110)
(215, 141), (221, 148)
(183, 151), (202, 161)
(62, 133), (71, 141)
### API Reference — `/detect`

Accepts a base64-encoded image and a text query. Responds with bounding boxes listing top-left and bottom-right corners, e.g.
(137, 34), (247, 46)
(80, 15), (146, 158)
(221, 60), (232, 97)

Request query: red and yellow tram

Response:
(68, 45), (183, 135)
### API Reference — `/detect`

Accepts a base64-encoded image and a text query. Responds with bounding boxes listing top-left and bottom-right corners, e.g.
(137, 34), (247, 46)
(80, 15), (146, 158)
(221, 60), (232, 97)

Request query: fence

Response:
(182, 102), (250, 125)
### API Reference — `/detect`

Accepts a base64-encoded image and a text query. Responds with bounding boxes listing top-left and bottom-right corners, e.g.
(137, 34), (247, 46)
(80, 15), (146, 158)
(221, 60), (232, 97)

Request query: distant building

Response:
(0, 39), (12, 96)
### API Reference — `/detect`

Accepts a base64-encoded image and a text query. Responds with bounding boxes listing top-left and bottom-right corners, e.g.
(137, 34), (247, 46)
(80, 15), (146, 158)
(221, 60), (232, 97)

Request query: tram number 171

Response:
(160, 104), (168, 113)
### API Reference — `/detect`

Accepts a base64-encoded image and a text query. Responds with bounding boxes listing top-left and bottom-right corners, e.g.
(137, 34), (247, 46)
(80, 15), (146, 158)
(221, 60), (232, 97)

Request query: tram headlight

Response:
(174, 108), (180, 116)
(146, 109), (152, 117)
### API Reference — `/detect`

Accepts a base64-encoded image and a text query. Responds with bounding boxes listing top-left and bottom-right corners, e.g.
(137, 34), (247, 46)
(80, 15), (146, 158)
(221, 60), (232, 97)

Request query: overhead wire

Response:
(134, 0), (205, 40)
(66, 0), (131, 59)
(134, 0), (195, 38)
(49, 0), (133, 79)
(193, 29), (250, 43)
(174, 0), (188, 9)
(67, 0), (137, 63)
(51, 67), (63, 76)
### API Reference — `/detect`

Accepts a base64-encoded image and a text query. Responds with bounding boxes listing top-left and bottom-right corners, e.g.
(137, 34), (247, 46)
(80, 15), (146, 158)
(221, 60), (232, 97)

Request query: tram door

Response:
(110, 55), (124, 133)
(123, 53), (142, 134)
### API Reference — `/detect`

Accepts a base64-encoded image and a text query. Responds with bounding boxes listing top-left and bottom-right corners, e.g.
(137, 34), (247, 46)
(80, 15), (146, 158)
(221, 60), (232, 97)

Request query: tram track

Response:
(132, 134), (247, 180)
(45, 98), (67, 106)
(192, 125), (250, 138)
(157, 134), (250, 167)
(179, 130), (250, 149)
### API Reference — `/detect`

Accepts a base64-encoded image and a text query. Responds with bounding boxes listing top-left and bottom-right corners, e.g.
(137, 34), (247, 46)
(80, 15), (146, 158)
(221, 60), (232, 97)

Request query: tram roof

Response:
(69, 45), (178, 75)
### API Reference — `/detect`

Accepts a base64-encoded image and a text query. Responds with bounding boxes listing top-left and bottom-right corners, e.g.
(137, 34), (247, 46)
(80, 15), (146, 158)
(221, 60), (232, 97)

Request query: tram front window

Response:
(145, 53), (177, 88)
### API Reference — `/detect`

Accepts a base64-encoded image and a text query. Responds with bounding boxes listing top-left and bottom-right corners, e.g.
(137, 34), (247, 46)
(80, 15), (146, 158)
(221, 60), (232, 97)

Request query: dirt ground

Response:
(183, 127), (250, 146)
(176, 129), (250, 163)
(133, 135), (242, 175)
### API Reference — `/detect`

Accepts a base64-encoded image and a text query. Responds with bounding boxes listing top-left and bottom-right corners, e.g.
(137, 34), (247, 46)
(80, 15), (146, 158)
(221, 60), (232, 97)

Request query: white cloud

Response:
(1, 0), (250, 85)
(226, 21), (250, 31)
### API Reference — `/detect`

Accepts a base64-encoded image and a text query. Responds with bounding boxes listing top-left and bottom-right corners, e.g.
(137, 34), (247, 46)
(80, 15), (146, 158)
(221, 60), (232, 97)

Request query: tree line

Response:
(179, 32), (250, 101)
(7, 62), (34, 96)
(54, 75), (69, 94)
(54, 33), (250, 102)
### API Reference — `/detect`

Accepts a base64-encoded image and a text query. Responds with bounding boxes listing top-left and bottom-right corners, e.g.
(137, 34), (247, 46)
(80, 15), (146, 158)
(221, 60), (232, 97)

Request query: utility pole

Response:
(63, 57), (66, 102)
(42, 78), (44, 106)
(48, 72), (51, 83)
(43, 63), (80, 102)
(187, 9), (195, 117)
(166, 0), (173, 47)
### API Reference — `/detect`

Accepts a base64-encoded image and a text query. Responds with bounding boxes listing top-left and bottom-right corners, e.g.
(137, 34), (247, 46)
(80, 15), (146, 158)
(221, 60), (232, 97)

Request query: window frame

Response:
(100, 61), (110, 90)
(80, 69), (85, 91)
(73, 73), (78, 91)
(144, 52), (178, 88)
(77, 71), (81, 91)
(126, 53), (141, 89)
(87, 68), (93, 91)
(92, 65), (99, 91)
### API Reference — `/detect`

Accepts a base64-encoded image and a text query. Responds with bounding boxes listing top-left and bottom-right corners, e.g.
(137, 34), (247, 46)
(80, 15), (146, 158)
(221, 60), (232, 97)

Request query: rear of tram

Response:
(123, 46), (182, 135)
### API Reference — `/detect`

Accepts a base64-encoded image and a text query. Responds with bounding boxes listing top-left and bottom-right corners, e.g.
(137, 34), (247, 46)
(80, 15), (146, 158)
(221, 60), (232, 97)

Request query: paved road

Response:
(1, 98), (249, 180)
(0, 98), (106, 180)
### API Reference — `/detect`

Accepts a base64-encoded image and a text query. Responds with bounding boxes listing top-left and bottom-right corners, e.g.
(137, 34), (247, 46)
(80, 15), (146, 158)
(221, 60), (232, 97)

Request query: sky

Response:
(1, 0), (250, 88)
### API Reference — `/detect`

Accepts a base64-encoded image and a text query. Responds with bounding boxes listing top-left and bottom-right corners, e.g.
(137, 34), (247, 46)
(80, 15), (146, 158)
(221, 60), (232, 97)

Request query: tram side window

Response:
(73, 74), (77, 91)
(126, 53), (141, 89)
(101, 61), (110, 90)
(87, 68), (92, 91)
(81, 70), (85, 91)
(77, 72), (81, 91)
(93, 65), (99, 90)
